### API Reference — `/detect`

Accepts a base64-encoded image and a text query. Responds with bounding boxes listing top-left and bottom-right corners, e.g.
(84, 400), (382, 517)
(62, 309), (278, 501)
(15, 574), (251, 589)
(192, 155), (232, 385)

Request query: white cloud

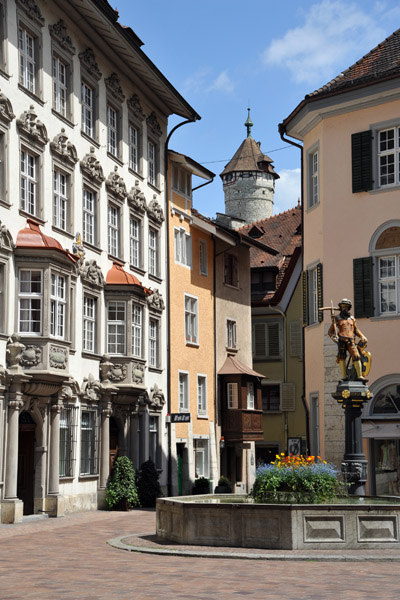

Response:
(273, 168), (301, 214)
(182, 67), (211, 95)
(182, 68), (235, 95)
(263, 0), (386, 85)
(207, 70), (235, 94)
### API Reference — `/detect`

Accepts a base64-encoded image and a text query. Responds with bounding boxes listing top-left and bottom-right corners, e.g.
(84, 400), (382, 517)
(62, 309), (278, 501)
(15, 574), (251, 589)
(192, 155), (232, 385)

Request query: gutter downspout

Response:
(165, 118), (198, 496)
(278, 123), (310, 455)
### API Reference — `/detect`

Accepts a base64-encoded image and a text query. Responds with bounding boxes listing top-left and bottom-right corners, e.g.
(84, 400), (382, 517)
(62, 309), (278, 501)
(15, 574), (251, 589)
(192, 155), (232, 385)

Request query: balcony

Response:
(221, 408), (264, 442)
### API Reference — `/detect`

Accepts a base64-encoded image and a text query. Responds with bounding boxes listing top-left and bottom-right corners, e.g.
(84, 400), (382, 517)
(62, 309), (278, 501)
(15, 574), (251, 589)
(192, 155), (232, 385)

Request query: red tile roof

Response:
(218, 354), (265, 377)
(16, 219), (76, 262)
(106, 262), (142, 286)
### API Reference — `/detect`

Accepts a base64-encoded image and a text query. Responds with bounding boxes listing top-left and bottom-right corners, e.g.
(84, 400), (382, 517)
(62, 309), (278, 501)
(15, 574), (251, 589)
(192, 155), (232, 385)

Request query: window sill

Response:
(128, 168), (143, 180)
(0, 68), (10, 80)
(262, 410), (282, 414)
(52, 225), (74, 239)
(107, 253), (124, 265)
(0, 199), (11, 209)
(148, 273), (162, 284)
(129, 264), (146, 277)
(197, 414), (209, 420)
(223, 283), (240, 290)
(80, 131), (100, 148)
(19, 209), (45, 225)
(51, 109), (75, 129)
(107, 152), (124, 167)
(226, 346), (238, 353)
(370, 314), (400, 321)
(18, 84), (44, 106)
(78, 474), (99, 481)
(253, 357), (282, 362)
(305, 200), (320, 213)
(148, 366), (163, 374)
(81, 351), (103, 360)
(369, 184), (400, 195)
(59, 476), (74, 482)
(83, 241), (102, 255)
(305, 321), (321, 330)
(148, 182), (161, 195)
(186, 341), (199, 348)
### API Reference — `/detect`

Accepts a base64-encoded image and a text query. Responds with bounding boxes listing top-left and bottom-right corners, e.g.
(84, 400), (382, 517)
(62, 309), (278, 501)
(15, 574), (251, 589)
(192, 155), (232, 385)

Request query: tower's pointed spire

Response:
(245, 108), (253, 138)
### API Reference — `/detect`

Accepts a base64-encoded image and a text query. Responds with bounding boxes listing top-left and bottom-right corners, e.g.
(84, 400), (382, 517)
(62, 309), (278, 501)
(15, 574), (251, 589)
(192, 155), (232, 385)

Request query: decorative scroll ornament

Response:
(105, 166), (128, 200)
(81, 373), (101, 402)
(80, 147), (105, 184)
(0, 91), (15, 124)
(6, 334), (25, 368)
(147, 195), (164, 224)
(50, 129), (78, 165)
(81, 259), (105, 288)
(127, 94), (145, 121)
(20, 345), (41, 368)
(17, 105), (48, 147)
(16, 0), (44, 26)
(132, 362), (145, 384)
(78, 48), (102, 80)
(146, 111), (162, 138)
(99, 354), (126, 383)
(72, 232), (85, 270)
(147, 289), (165, 312)
(49, 19), (75, 54)
(105, 73), (125, 103)
(149, 383), (166, 410)
(49, 346), (68, 369)
(0, 221), (14, 251)
(128, 180), (147, 213)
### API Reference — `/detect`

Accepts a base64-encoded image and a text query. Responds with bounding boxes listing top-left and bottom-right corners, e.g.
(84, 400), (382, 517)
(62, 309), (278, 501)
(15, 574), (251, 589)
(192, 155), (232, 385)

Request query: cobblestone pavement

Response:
(1, 509), (400, 599)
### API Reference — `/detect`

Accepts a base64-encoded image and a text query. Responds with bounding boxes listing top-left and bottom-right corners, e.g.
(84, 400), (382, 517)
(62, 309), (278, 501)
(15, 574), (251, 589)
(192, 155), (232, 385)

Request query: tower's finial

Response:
(245, 108), (253, 138)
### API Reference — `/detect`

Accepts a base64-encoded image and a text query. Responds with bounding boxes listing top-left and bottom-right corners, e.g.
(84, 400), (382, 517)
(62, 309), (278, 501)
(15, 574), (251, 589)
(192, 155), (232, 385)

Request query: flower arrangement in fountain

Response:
(250, 453), (347, 504)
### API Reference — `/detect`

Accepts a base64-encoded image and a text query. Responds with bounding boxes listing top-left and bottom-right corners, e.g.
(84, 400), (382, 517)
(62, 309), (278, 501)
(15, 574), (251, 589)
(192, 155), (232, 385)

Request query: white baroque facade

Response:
(0, 0), (198, 522)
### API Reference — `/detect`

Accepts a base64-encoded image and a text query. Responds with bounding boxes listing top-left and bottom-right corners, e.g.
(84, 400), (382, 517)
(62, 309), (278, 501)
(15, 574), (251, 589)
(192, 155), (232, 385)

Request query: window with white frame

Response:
(18, 26), (36, 93)
(129, 123), (139, 172)
(52, 55), (67, 117)
(184, 295), (198, 344)
(81, 81), (94, 138)
(0, 263), (5, 333)
(20, 150), (37, 216)
(227, 382), (238, 409)
(199, 239), (208, 275)
(174, 228), (192, 267)
(50, 274), (66, 339)
(252, 320), (281, 360)
(18, 269), (42, 334)
(107, 104), (119, 157)
(107, 301), (126, 355)
(309, 266), (319, 324)
(0, 132), (5, 204)
(378, 256), (399, 314)
(60, 406), (77, 477)
(172, 166), (191, 197)
(108, 204), (120, 257)
(82, 188), (96, 246)
(226, 319), (237, 350)
(53, 169), (68, 231)
(224, 253), (238, 287)
(132, 303), (143, 358)
(247, 382), (255, 409)
(149, 318), (159, 367)
(194, 439), (209, 478)
(197, 375), (207, 416)
(148, 140), (157, 186)
(83, 295), (96, 353)
(130, 216), (141, 268)
(309, 150), (319, 208)
(80, 409), (98, 475)
(378, 127), (400, 187)
(179, 372), (189, 411)
(148, 227), (159, 277)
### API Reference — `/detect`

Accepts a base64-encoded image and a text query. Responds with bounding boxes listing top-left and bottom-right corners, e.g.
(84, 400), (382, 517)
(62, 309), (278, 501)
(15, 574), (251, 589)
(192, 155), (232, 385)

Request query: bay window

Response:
(50, 274), (66, 339)
(107, 301), (126, 355)
(18, 269), (42, 334)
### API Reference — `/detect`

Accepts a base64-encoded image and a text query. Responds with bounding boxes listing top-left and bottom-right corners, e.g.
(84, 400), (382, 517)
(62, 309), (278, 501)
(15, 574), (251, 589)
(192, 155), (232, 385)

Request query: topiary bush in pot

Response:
(193, 476), (210, 495)
(214, 475), (232, 494)
(136, 458), (162, 508)
(105, 456), (139, 510)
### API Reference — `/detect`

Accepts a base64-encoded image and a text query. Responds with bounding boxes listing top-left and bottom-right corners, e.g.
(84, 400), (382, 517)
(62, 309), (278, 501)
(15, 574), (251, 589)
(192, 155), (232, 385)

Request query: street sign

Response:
(170, 413), (191, 423)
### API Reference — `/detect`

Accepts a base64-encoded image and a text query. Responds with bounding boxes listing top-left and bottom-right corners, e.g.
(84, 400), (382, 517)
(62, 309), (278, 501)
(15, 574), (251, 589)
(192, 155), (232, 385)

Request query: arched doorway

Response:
(17, 411), (35, 515)
(109, 417), (119, 472)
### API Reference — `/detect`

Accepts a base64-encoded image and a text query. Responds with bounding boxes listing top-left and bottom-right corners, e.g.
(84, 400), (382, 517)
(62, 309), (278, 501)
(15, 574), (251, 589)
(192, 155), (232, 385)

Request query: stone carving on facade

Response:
(105, 166), (128, 201)
(105, 73), (125, 103)
(147, 195), (164, 224)
(137, 391), (150, 409)
(99, 354), (126, 383)
(6, 334), (25, 369)
(16, 0), (44, 26)
(0, 91), (15, 125)
(127, 94), (145, 121)
(29, 397), (46, 422)
(81, 373), (101, 402)
(0, 364), (7, 387)
(146, 111), (162, 138)
(147, 289), (165, 312)
(49, 19), (75, 54)
(127, 180), (147, 213)
(19, 345), (41, 368)
(49, 346), (68, 370)
(132, 362), (145, 384)
(17, 105), (49, 147)
(80, 147), (105, 184)
(72, 232), (86, 270)
(0, 221), (14, 251)
(50, 129), (78, 165)
(149, 383), (166, 410)
(78, 48), (102, 80)
(81, 259), (105, 288)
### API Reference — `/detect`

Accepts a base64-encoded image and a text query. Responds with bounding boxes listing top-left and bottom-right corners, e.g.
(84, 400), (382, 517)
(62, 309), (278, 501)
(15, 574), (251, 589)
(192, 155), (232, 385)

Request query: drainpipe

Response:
(278, 123), (310, 454)
(165, 118), (198, 496)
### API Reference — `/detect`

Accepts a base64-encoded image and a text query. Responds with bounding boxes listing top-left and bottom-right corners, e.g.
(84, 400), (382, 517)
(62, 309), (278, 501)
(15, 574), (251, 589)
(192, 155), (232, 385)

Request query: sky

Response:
(113, 0), (400, 218)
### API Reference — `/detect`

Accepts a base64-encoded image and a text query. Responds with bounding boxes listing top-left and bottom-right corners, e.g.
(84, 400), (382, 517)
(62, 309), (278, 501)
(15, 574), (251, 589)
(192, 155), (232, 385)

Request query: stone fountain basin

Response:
(156, 495), (400, 550)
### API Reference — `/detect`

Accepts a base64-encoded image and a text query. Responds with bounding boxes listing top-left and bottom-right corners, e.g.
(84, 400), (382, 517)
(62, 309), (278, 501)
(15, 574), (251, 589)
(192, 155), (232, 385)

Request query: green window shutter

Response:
(253, 322), (266, 358)
(352, 131), (372, 193)
(289, 320), (302, 358)
(267, 322), (280, 357)
(353, 257), (374, 318)
(317, 263), (323, 323)
(302, 271), (309, 326)
(281, 383), (296, 411)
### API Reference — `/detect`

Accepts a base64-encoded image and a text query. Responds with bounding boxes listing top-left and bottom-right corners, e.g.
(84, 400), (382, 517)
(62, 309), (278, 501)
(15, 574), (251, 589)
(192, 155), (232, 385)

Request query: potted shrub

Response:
(136, 458), (162, 508)
(192, 476), (210, 495)
(250, 453), (348, 504)
(105, 456), (139, 510)
(214, 476), (232, 494)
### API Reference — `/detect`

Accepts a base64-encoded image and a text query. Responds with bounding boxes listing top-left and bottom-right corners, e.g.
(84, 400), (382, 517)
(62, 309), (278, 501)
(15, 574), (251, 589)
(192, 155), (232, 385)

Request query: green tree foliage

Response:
(105, 456), (139, 510)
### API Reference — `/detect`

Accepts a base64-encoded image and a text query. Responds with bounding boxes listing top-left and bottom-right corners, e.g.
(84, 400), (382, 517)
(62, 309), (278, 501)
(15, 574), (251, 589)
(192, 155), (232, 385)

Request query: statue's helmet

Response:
(339, 298), (352, 309)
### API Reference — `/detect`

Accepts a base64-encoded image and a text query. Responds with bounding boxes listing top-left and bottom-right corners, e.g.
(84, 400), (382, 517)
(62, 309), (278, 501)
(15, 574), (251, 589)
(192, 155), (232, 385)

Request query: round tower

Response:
(220, 109), (279, 225)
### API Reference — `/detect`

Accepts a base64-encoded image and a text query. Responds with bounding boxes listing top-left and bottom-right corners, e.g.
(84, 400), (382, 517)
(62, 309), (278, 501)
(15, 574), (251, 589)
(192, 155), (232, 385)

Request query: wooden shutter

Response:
(302, 271), (309, 326)
(253, 322), (266, 358)
(289, 320), (302, 357)
(353, 257), (374, 318)
(352, 131), (373, 193)
(317, 263), (323, 323)
(267, 322), (280, 357)
(281, 383), (295, 411)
